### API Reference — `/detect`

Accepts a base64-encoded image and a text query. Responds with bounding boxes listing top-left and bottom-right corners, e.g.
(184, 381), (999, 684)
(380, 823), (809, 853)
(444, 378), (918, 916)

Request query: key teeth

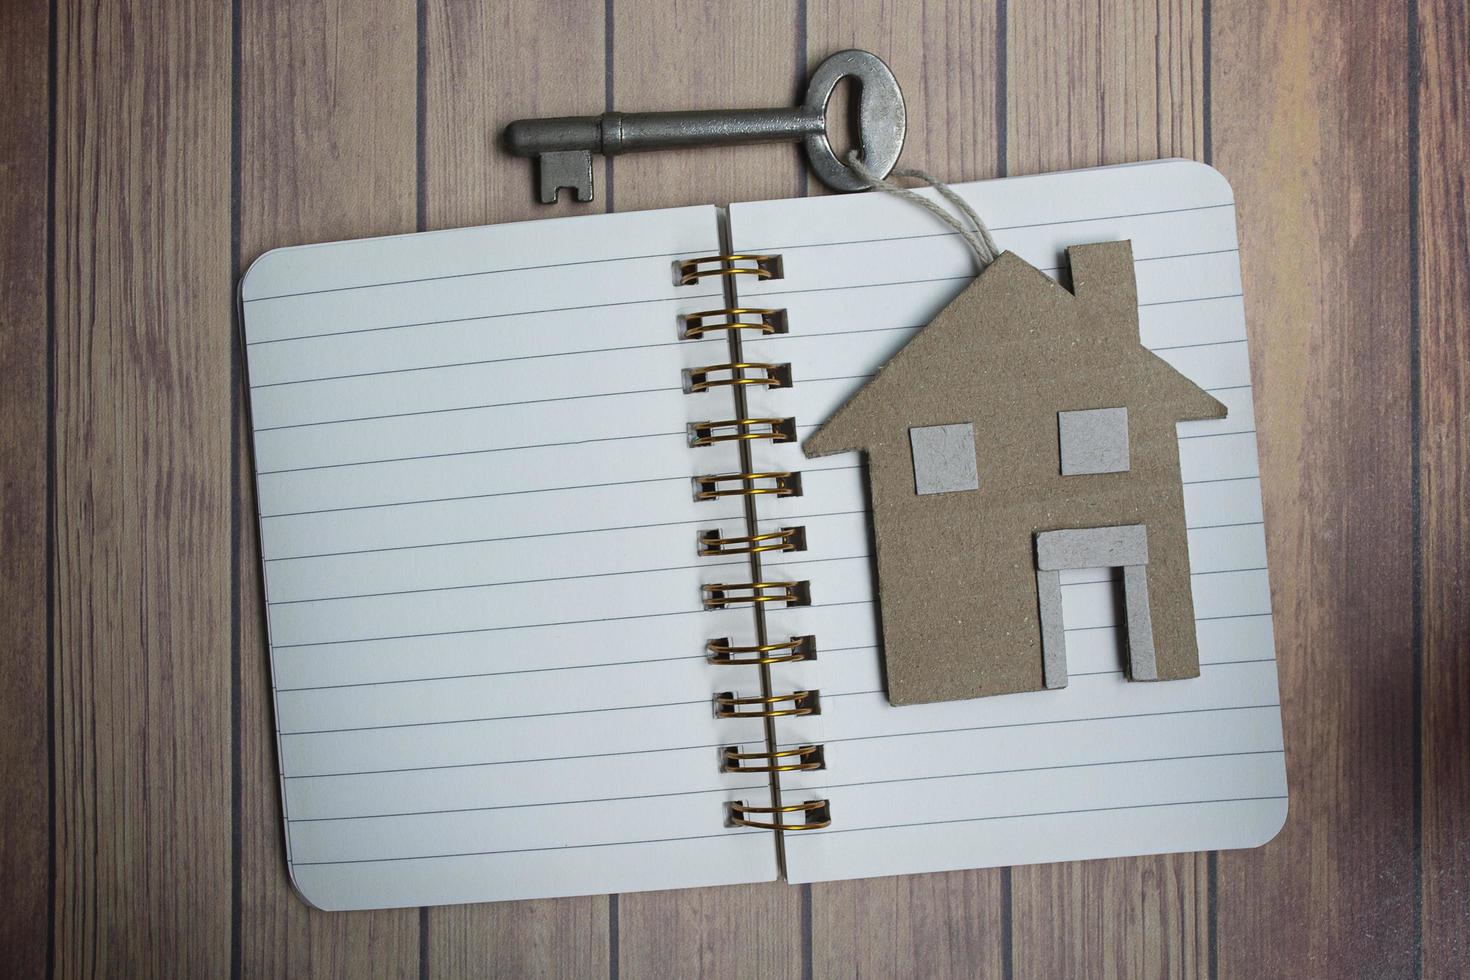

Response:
(537, 150), (595, 204)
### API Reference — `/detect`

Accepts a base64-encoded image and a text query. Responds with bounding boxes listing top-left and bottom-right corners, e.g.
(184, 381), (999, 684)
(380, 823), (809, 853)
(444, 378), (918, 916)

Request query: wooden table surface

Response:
(2, 0), (1465, 977)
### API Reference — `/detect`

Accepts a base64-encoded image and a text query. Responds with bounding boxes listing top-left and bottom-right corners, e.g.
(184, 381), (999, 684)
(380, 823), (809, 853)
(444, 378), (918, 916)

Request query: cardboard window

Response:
(909, 423), (980, 495)
(1058, 407), (1130, 475)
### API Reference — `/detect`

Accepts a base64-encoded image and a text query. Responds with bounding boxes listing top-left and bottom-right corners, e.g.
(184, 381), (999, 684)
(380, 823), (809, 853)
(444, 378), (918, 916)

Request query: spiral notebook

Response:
(240, 159), (1287, 911)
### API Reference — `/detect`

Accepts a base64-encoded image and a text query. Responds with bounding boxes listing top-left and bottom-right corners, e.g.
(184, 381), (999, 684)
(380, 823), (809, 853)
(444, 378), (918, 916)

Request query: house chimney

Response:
(1066, 241), (1139, 325)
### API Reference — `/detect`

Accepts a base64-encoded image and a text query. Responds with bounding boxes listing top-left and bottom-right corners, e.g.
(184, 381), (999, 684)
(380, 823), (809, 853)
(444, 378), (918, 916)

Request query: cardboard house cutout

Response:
(803, 241), (1227, 705)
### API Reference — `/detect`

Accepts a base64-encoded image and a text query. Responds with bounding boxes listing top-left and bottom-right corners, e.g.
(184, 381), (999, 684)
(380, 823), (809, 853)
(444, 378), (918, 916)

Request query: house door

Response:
(1033, 524), (1156, 688)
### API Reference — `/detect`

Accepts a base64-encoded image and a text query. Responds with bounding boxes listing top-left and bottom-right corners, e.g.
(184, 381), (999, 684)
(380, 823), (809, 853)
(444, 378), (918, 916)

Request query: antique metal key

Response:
(504, 49), (906, 203)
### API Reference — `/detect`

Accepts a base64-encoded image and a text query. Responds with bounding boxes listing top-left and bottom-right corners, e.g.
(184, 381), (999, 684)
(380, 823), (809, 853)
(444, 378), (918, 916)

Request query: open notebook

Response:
(241, 159), (1286, 911)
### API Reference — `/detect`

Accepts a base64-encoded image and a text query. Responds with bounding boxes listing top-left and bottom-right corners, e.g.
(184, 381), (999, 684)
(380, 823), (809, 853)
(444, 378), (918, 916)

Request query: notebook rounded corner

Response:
(1250, 794), (1290, 849)
(285, 863), (342, 913)
(239, 245), (294, 303)
(1169, 159), (1237, 205)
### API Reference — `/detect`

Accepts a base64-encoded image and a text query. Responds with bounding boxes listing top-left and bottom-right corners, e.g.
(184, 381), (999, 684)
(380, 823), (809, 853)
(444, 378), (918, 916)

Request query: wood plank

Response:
(803, 3), (1007, 976)
(50, 0), (235, 973)
(1004, 2), (1209, 976)
(610, 0), (804, 213)
(1417, 0), (1470, 974)
(610, 3), (803, 976)
(1007, 0), (1205, 176)
(1212, 0), (1419, 975)
(807, 0), (1002, 183)
(236, 1), (421, 975)
(810, 872), (1006, 980)
(418, 2), (612, 972)
(1010, 856), (1208, 979)
(0, 1), (52, 976)
(617, 883), (802, 980)
(422, 898), (608, 980)
(422, 0), (608, 230)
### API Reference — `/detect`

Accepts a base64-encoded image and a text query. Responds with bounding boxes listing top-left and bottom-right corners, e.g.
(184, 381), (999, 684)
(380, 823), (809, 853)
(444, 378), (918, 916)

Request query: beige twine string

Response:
(845, 150), (1001, 272)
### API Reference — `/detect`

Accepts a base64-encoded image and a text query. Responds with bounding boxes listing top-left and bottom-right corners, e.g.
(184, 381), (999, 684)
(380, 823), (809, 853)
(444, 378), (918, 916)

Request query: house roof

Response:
(803, 241), (1227, 458)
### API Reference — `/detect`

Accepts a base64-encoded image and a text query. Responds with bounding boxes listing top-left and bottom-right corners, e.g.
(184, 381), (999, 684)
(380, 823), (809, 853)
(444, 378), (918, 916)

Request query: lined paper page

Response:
(726, 161), (1287, 883)
(241, 207), (778, 909)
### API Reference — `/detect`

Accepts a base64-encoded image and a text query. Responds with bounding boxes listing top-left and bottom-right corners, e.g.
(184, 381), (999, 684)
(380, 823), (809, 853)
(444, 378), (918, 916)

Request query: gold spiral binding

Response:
(727, 799), (832, 831)
(706, 635), (817, 666)
(680, 308), (789, 340)
(684, 362), (793, 393)
(676, 254), (784, 285)
(702, 581), (811, 609)
(713, 689), (822, 719)
(688, 417), (797, 447)
(698, 527), (806, 557)
(721, 744), (826, 774)
(692, 471), (803, 501)
(675, 249), (830, 838)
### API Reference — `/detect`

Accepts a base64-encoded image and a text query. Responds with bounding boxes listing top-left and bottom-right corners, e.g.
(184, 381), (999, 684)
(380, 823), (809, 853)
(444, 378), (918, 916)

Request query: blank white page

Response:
(241, 206), (778, 909)
(726, 160), (1287, 883)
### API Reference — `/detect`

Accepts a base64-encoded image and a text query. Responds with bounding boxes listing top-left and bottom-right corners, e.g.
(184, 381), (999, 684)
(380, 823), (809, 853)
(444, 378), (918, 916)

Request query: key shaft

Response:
(505, 108), (825, 158)
(503, 49), (905, 203)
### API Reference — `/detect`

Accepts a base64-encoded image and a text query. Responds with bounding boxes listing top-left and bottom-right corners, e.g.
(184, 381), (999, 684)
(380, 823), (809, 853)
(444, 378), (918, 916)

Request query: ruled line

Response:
(274, 651), (1275, 696)
(259, 464), (864, 519)
(286, 749), (1281, 825)
(813, 700), (1282, 750)
(290, 780), (771, 823)
(739, 202), (1236, 255)
(263, 507), (866, 564)
(280, 702), (1280, 781)
(265, 552), (864, 608)
(291, 828), (769, 866)
(269, 603), (713, 650)
(280, 667), (1278, 740)
(280, 694), (714, 737)
(253, 382), (684, 433)
(1152, 337), (1247, 354)
(249, 333), (709, 390)
(280, 702), (1281, 787)
(289, 796), (1283, 867)
(244, 247), (688, 303)
(266, 560), (1269, 643)
(274, 641), (881, 693)
(244, 289), (721, 346)
(255, 428), (689, 477)
(797, 796), (1288, 842)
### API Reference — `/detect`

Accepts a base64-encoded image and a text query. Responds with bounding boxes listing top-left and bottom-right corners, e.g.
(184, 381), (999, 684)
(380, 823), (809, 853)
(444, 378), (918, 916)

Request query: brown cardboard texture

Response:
(803, 241), (1227, 705)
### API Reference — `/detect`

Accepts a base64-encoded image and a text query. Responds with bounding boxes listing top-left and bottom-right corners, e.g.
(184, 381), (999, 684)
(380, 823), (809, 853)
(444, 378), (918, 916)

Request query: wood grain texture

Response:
(419, 2), (613, 973)
(236, 1), (421, 976)
(1417, 1), (1469, 975)
(1005, 3), (1210, 976)
(0, 1), (52, 977)
(1212, 0), (1420, 976)
(1007, 0), (1204, 176)
(49, 0), (235, 975)
(807, 0), (1002, 187)
(422, 0), (609, 230)
(617, 883), (803, 980)
(810, 872), (1006, 980)
(610, 0), (804, 212)
(801, 7), (1007, 975)
(1011, 856), (1208, 980)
